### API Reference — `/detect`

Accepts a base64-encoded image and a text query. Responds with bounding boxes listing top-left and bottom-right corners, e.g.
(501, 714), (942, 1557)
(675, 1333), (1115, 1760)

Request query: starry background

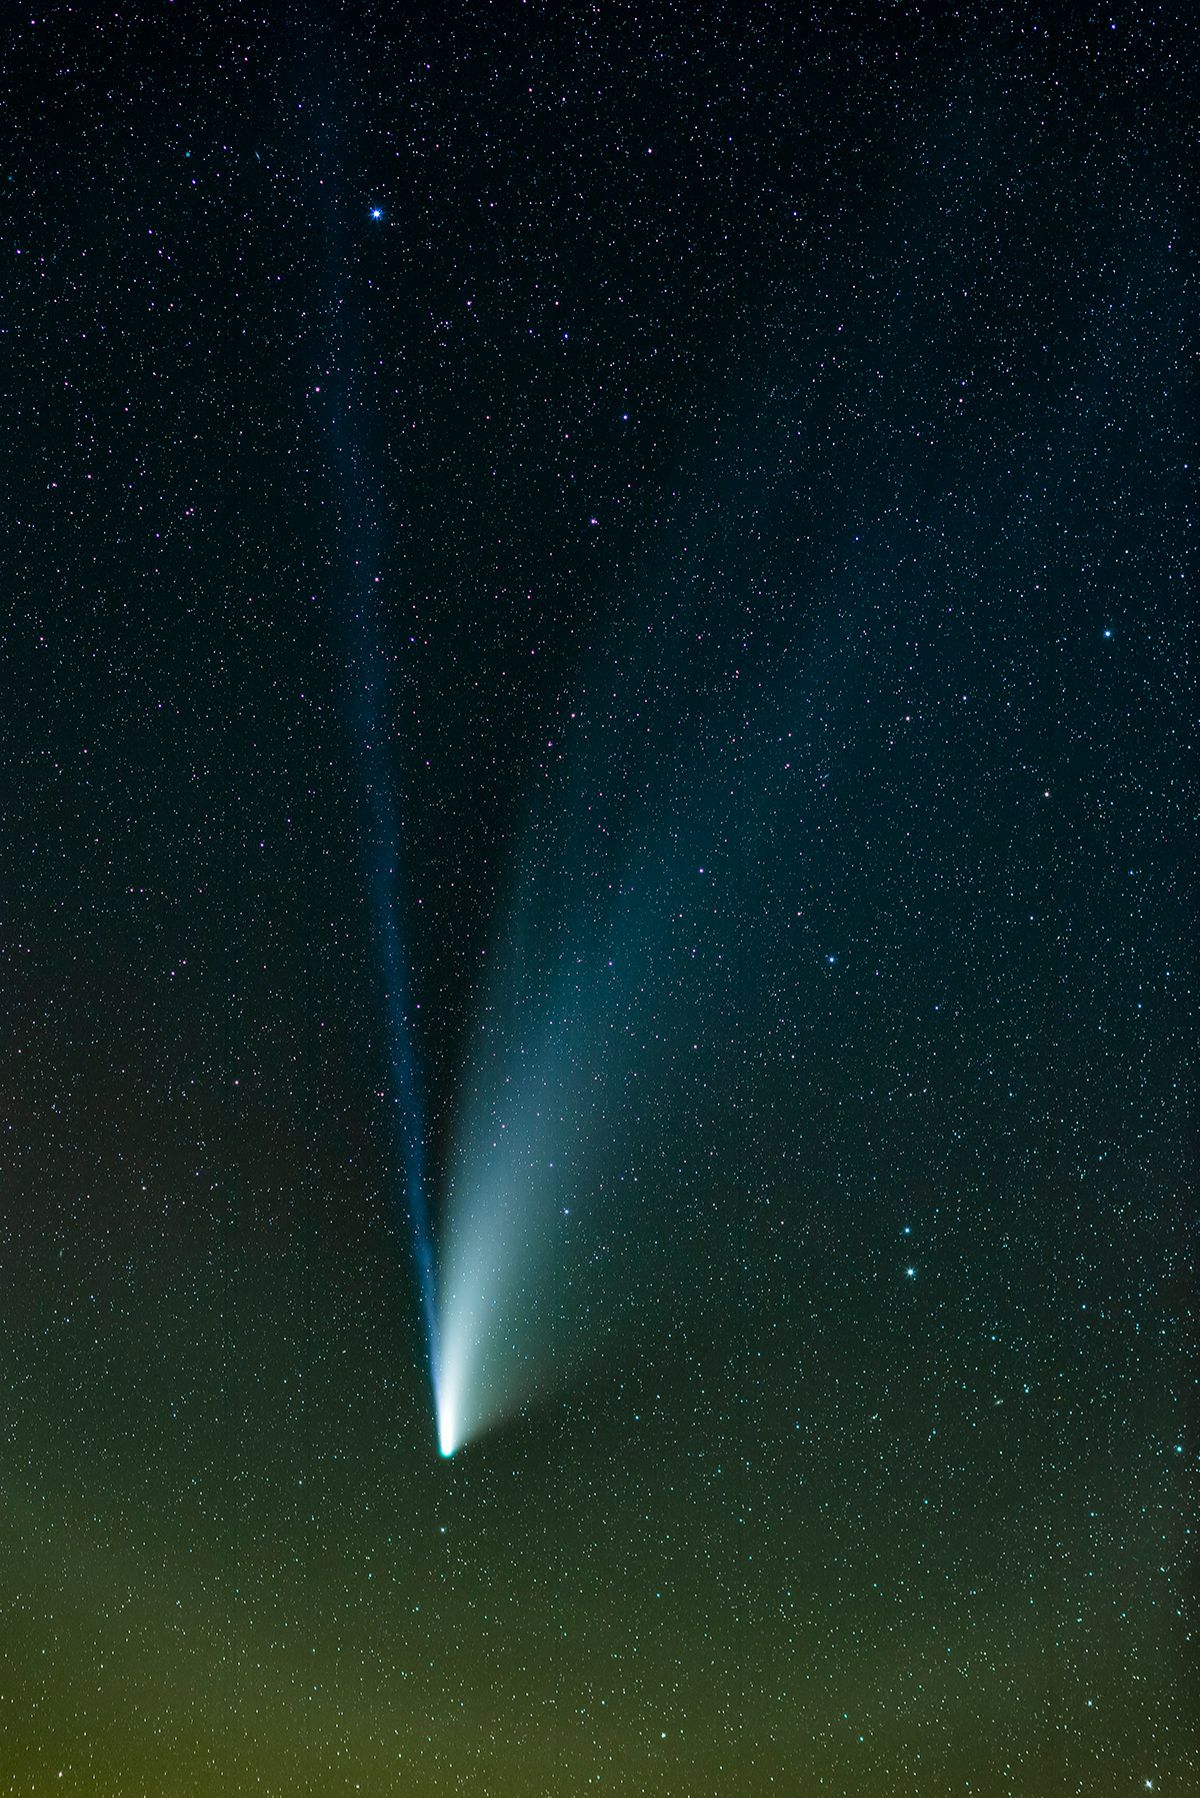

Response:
(1, 3), (1195, 1794)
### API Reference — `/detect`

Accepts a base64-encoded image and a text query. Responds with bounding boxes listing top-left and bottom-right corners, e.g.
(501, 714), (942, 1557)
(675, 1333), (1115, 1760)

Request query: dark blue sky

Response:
(1, 4), (1193, 1792)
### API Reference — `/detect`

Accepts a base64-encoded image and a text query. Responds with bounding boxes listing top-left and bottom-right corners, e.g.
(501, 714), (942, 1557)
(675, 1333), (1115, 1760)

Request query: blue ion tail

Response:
(377, 912), (444, 1455)
(413, 1220), (446, 1453)
(358, 744), (445, 1455)
(305, 36), (445, 1459)
(376, 878), (445, 1455)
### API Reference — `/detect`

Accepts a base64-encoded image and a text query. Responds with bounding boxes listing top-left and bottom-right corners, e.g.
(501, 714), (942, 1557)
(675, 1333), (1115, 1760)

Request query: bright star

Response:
(369, 205), (383, 220)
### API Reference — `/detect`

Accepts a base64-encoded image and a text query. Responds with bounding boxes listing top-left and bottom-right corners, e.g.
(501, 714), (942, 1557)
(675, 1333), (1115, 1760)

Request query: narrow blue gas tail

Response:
(348, 583), (441, 1415)
(301, 14), (440, 1433)
(361, 728), (441, 1400)
(332, 418), (441, 1431)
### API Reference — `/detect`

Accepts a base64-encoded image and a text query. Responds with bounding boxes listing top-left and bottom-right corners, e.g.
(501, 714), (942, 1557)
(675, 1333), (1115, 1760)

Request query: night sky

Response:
(2, 4), (1195, 1794)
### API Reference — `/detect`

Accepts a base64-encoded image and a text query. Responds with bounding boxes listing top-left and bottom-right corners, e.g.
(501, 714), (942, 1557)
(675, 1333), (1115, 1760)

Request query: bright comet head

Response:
(434, 1369), (458, 1458)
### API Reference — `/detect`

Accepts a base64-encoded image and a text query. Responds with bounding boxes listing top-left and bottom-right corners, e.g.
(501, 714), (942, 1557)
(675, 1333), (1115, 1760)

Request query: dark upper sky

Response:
(2, 4), (1194, 1794)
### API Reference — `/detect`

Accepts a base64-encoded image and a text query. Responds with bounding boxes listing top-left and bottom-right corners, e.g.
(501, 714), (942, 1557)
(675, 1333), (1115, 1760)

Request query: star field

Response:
(1, 4), (1194, 1794)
